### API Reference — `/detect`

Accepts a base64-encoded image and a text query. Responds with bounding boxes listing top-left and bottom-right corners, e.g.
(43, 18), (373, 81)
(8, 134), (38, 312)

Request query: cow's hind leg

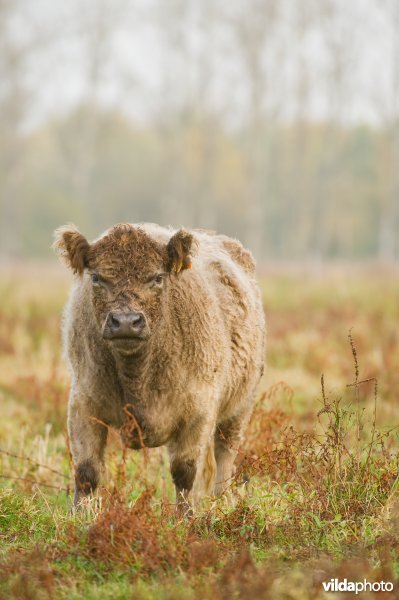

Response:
(68, 395), (108, 507)
(214, 413), (248, 496)
(201, 442), (217, 496)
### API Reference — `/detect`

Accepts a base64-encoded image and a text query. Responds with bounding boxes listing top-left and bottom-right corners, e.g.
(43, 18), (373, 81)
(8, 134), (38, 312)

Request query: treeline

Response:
(1, 0), (399, 262)
(1, 104), (392, 261)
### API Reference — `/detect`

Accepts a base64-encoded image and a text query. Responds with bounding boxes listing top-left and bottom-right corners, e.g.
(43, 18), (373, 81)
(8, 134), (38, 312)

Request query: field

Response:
(1, 263), (399, 599)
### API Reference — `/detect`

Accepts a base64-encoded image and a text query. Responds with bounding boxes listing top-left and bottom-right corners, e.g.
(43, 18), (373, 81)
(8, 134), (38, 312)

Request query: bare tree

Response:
(0, 0), (31, 256)
(288, 1), (314, 259)
(53, 0), (125, 222)
(375, 0), (399, 261)
(226, 0), (280, 260)
(190, 0), (219, 230)
(308, 0), (357, 264)
(150, 0), (196, 227)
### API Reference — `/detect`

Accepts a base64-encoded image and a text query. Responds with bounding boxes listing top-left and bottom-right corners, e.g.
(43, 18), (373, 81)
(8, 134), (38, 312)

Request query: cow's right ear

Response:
(52, 224), (90, 275)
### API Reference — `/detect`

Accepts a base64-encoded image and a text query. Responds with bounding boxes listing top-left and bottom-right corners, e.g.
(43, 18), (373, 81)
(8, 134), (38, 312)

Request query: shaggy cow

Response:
(53, 222), (265, 511)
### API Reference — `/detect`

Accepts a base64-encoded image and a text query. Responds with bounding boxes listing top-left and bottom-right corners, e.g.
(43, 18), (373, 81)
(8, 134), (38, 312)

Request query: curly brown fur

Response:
(222, 238), (256, 274)
(54, 222), (266, 509)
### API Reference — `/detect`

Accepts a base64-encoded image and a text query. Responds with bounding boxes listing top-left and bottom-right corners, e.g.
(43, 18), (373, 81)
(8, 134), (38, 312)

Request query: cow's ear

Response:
(166, 229), (196, 273)
(53, 224), (90, 275)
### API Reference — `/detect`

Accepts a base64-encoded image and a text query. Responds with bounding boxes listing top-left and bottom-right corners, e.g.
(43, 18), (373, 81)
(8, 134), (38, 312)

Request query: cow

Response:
(53, 222), (266, 513)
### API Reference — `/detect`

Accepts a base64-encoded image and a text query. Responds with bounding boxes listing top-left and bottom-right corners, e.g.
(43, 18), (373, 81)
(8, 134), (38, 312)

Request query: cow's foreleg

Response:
(68, 395), (108, 507)
(168, 417), (212, 516)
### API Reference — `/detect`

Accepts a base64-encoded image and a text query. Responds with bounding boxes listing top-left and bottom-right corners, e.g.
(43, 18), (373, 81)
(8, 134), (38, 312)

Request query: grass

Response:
(1, 262), (399, 598)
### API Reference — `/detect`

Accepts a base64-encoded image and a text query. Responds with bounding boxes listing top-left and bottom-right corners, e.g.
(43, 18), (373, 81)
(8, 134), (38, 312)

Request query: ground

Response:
(0, 262), (399, 599)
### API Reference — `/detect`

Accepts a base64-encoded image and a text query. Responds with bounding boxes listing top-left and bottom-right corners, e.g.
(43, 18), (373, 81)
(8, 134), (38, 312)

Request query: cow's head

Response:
(53, 223), (195, 355)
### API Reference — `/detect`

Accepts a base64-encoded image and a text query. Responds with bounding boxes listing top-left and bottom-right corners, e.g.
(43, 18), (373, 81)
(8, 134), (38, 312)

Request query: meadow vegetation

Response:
(1, 263), (399, 599)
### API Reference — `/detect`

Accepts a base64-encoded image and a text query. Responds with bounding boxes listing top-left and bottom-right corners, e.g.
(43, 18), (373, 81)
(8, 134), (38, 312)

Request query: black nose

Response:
(104, 311), (146, 339)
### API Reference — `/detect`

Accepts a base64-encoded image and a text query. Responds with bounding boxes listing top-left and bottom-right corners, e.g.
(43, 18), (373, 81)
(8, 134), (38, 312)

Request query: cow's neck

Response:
(113, 345), (149, 391)
(113, 317), (172, 403)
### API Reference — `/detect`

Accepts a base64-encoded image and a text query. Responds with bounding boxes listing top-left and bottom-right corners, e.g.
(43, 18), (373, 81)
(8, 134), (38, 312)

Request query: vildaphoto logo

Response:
(322, 579), (393, 594)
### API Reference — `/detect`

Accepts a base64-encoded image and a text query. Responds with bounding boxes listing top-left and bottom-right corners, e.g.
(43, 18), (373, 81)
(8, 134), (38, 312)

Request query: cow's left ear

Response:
(166, 229), (196, 273)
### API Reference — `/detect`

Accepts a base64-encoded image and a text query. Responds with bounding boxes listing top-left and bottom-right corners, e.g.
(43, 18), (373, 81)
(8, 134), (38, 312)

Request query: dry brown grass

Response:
(1, 263), (399, 598)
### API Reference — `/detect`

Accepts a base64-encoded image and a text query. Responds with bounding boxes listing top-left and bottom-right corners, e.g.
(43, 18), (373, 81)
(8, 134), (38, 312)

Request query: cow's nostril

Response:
(110, 314), (120, 329)
(131, 313), (144, 326)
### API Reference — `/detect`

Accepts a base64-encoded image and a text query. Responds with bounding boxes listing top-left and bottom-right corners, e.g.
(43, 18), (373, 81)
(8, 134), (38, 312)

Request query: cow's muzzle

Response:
(103, 310), (147, 340)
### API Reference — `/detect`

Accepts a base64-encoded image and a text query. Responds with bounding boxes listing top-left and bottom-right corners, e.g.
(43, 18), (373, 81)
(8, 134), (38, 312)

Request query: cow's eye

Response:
(91, 273), (101, 285)
(152, 273), (165, 286)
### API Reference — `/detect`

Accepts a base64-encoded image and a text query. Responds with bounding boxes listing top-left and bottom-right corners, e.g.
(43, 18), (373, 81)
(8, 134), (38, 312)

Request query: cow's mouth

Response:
(108, 336), (148, 355)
